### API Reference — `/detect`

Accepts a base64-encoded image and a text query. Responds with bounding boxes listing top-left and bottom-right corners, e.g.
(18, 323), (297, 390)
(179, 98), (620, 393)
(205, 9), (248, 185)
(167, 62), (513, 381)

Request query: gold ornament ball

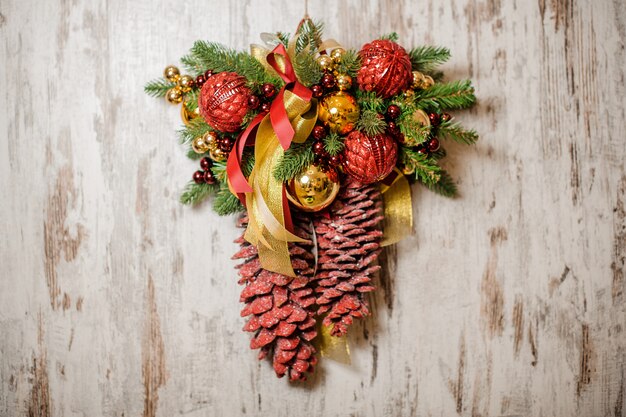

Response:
(178, 74), (195, 93)
(209, 147), (227, 162)
(318, 91), (360, 135)
(203, 131), (218, 151)
(286, 165), (340, 212)
(330, 47), (346, 63)
(412, 71), (426, 89)
(336, 74), (352, 91)
(317, 55), (335, 71)
(166, 87), (183, 104)
(164, 65), (181, 82)
(422, 75), (435, 89)
(191, 136), (210, 154)
(412, 109), (431, 127)
(181, 103), (201, 125)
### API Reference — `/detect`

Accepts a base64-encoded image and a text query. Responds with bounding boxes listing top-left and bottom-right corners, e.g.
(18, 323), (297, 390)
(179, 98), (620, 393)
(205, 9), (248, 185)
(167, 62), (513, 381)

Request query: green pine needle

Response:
(356, 90), (386, 113)
(295, 19), (324, 53)
(213, 186), (245, 215)
(356, 109), (387, 136)
(401, 147), (442, 185)
(409, 45), (451, 73)
(336, 49), (361, 78)
(178, 118), (212, 145)
(273, 139), (315, 182)
(425, 169), (458, 197)
(186, 148), (204, 160)
(180, 181), (218, 205)
(438, 120), (479, 145)
(144, 78), (176, 98)
(414, 80), (476, 112)
(276, 32), (291, 46)
(323, 133), (344, 156)
(294, 51), (323, 87)
(380, 32), (399, 42)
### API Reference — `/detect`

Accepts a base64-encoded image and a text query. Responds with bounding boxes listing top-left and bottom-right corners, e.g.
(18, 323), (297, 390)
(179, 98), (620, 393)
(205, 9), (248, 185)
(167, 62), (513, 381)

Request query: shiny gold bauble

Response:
(286, 165), (340, 212)
(317, 55), (335, 71)
(413, 109), (431, 127)
(422, 75), (435, 89)
(412, 71), (426, 88)
(209, 147), (227, 162)
(191, 136), (210, 154)
(164, 65), (181, 82)
(318, 91), (360, 135)
(330, 47), (346, 63)
(203, 131), (219, 150)
(336, 74), (352, 91)
(181, 103), (201, 125)
(166, 87), (183, 104)
(178, 74), (195, 93)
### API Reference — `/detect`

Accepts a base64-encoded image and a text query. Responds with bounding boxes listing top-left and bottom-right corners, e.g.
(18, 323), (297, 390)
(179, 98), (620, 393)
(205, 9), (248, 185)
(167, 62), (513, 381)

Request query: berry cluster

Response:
(193, 157), (218, 185)
(247, 83), (278, 114)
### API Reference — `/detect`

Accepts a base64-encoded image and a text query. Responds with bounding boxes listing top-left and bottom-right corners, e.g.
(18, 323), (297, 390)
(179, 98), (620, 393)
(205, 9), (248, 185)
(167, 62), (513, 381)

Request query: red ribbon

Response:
(226, 44), (313, 230)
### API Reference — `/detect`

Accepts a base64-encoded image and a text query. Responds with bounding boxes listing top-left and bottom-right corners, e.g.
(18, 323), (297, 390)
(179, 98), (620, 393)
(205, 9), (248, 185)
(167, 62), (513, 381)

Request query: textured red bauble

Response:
(357, 40), (412, 98)
(198, 72), (251, 132)
(193, 170), (205, 184)
(342, 131), (398, 184)
(313, 141), (326, 156)
(441, 113), (452, 123)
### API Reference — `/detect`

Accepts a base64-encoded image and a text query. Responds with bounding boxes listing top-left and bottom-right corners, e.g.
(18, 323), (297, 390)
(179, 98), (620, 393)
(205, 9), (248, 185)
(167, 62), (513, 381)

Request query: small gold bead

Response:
(165, 87), (183, 104)
(422, 75), (435, 89)
(209, 147), (227, 162)
(178, 74), (195, 93)
(330, 47), (346, 63)
(164, 65), (181, 82)
(191, 136), (209, 154)
(336, 74), (352, 91)
(317, 55), (334, 71)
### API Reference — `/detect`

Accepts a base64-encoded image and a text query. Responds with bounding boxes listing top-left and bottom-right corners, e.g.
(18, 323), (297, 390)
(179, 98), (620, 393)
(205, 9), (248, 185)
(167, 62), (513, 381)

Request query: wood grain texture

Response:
(1, 0), (625, 416)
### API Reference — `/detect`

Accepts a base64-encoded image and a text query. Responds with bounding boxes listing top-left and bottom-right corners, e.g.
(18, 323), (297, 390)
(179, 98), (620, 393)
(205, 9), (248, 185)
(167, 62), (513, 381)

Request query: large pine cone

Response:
(198, 72), (251, 132)
(233, 215), (318, 381)
(342, 130), (398, 184)
(357, 40), (412, 98)
(313, 180), (383, 336)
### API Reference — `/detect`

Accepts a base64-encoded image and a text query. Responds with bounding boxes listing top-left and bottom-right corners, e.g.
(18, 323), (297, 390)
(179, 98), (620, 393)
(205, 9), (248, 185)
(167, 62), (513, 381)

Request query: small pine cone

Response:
(233, 214), (318, 381)
(313, 180), (384, 336)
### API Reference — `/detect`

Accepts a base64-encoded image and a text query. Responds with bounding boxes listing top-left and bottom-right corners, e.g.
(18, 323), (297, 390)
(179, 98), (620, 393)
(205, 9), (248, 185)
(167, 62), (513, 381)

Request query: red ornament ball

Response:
(195, 74), (206, 87)
(322, 73), (336, 89)
(427, 138), (440, 152)
(200, 157), (212, 171)
(198, 72), (251, 132)
(313, 141), (326, 156)
(357, 40), (412, 98)
(204, 69), (214, 79)
(428, 112), (441, 126)
(342, 131), (398, 184)
(441, 113), (452, 123)
(312, 125), (327, 140)
(204, 170), (217, 184)
(386, 104), (401, 119)
(260, 102), (271, 113)
(193, 170), (205, 184)
(261, 83), (277, 99)
(248, 95), (260, 110)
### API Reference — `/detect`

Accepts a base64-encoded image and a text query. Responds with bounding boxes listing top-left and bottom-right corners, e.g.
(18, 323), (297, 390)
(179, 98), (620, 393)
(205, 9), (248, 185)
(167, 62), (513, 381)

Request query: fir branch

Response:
(277, 32), (291, 46)
(144, 78), (176, 98)
(323, 133), (344, 156)
(356, 109), (387, 136)
(380, 32), (399, 42)
(414, 80), (476, 112)
(180, 181), (218, 205)
(424, 169), (457, 197)
(430, 147), (447, 160)
(273, 139), (315, 181)
(356, 89), (386, 113)
(295, 19), (324, 53)
(184, 89), (199, 111)
(400, 147), (442, 185)
(408, 45), (451, 73)
(335, 49), (361, 78)
(438, 120), (479, 145)
(186, 148), (204, 160)
(397, 109), (431, 145)
(178, 117), (212, 145)
(211, 160), (227, 182)
(213, 186), (245, 215)
(294, 51), (323, 87)
(241, 148), (255, 177)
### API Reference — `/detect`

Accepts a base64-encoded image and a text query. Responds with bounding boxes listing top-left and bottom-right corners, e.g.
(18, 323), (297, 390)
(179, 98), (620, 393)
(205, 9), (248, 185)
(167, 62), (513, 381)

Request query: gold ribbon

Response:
(315, 319), (351, 364)
(243, 90), (318, 277)
(380, 169), (413, 247)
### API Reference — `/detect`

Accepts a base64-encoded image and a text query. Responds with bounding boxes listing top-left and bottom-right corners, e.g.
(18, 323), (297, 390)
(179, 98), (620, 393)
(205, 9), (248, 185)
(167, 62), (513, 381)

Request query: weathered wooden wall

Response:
(1, 0), (625, 416)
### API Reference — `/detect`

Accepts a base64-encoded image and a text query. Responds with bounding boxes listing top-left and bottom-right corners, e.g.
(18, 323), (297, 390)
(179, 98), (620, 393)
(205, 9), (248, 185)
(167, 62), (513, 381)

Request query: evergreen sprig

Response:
(323, 133), (344, 156)
(356, 109), (387, 136)
(294, 51), (323, 87)
(335, 49), (361, 78)
(295, 20), (324, 53)
(180, 181), (219, 205)
(178, 118), (212, 145)
(356, 90), (386, 112)
(438, 120), (479, 145)
(213, 187), (245, 215)
(414, 80), (476, 112)
(409, 46), (451, 74)
(425, 169), (458, 197)
(380, 32), (400, 42)
(273, 139), (315, 181)
(400, 147), (442, 185)
(144, 78), (176, 98)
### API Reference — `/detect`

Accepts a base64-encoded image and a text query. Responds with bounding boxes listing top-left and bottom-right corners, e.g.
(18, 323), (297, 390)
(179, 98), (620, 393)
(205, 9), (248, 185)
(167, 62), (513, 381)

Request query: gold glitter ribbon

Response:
(316, 320), (351, 364)
(380, 169), (413, 247)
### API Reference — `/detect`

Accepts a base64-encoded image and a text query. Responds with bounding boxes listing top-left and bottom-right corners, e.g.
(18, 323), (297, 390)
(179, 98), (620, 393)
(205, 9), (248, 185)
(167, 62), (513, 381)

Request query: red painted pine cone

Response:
(342, 130), (398, 184)
(198, 72), (251, 132)
(233, 215), (318, 381)
(357, 40), (413, 98)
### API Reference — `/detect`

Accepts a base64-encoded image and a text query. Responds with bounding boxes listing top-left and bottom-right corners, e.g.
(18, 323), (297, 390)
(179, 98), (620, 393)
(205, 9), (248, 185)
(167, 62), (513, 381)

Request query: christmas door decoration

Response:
(146, 20), (477, 381)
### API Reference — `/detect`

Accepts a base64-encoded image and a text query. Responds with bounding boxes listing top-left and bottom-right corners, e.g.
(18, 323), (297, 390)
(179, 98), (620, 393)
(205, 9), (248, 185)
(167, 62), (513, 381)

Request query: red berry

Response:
(260, 102), (271, 113)
(396, 133), (406, 144)
(195, 74), (206, 86)
(248, 95), (261, 110)
(193, 170), (205, 184)
(204, 170), (217, 184)
(219, 137), (233, 151)
(312, 125), (327, 140)
(427, 138), (440, 152)
(204, 69), (213, 79)
(441, 113), (452, 123)
(313, 141), (326, 156)
(386, 105), (401, 120)
(322, 73), (335, 89)
(428, 112), (441, 126)
(200, 157), (212, 171)
(329, 154), (341, 165)
(311, 84), (324, 98)
(416, 145), (429, 155)
(387, 121), (400, 136)
(262, 83), (277, 99)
